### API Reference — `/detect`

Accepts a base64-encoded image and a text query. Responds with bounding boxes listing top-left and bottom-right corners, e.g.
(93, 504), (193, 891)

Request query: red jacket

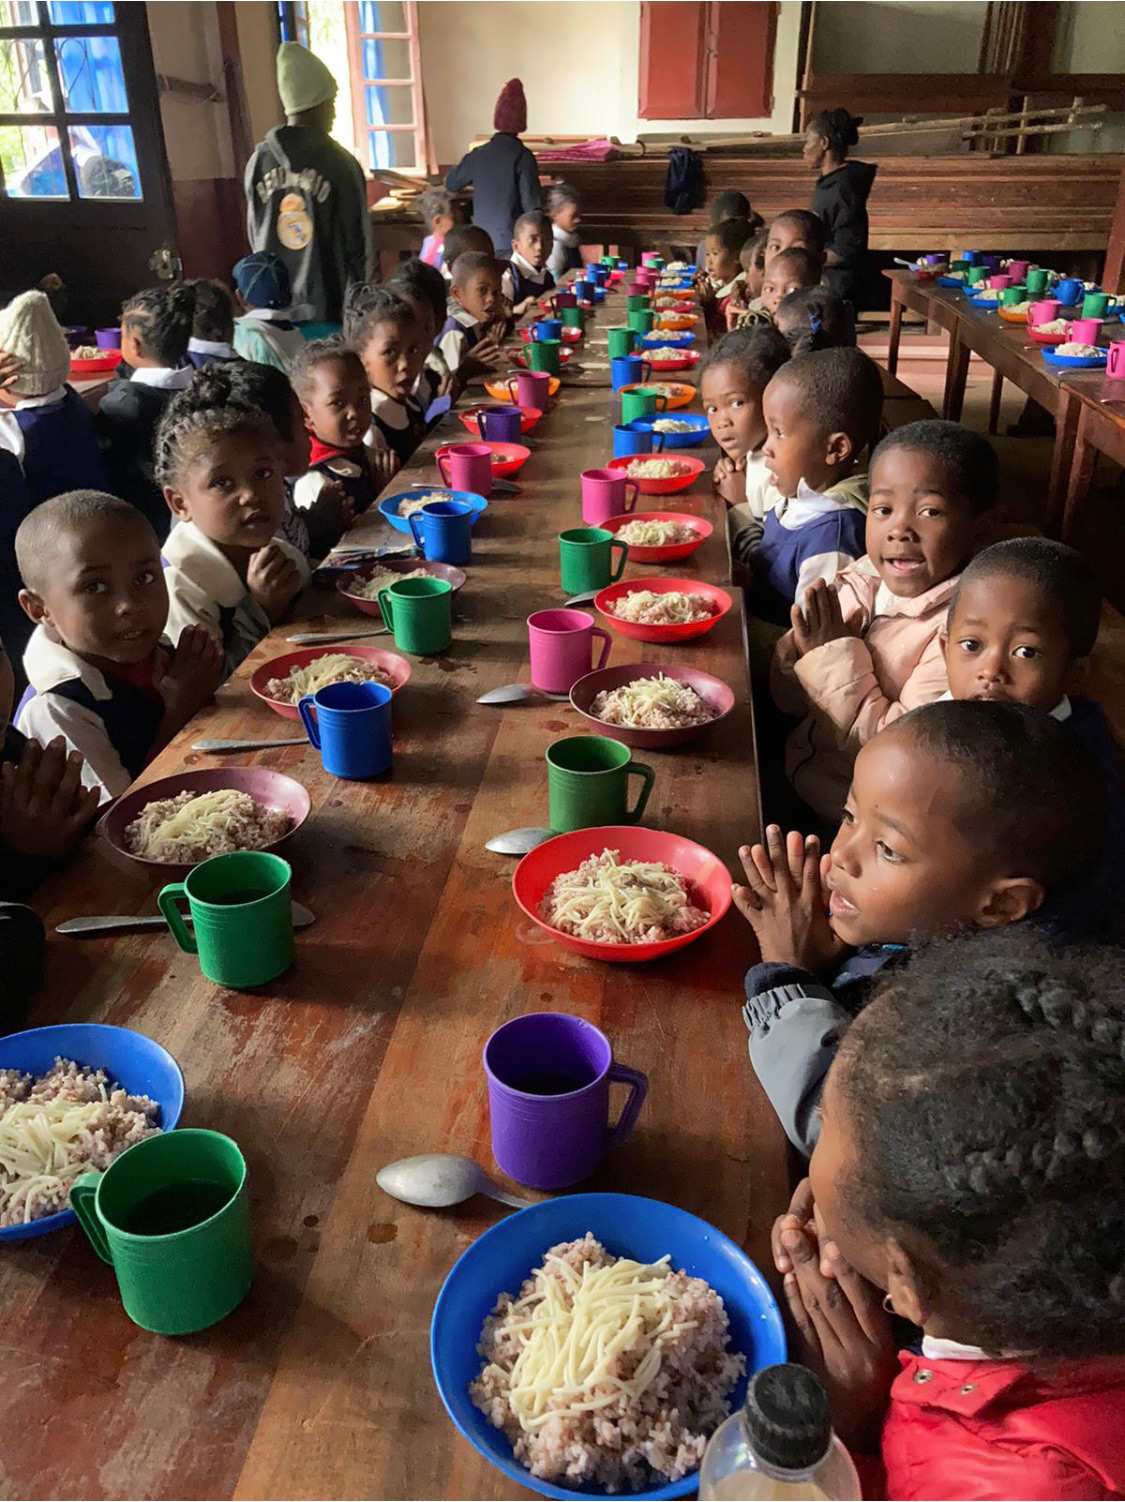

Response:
(873, 1351), (1125, 1500)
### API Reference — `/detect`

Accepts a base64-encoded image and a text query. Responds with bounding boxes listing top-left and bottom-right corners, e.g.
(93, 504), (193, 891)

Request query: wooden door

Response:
(0, 1), (178, 326)
(639, 1), (778, 121)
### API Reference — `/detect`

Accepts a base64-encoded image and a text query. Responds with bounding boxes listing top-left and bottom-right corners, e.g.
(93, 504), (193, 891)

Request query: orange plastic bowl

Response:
(518, 326), (582, 345)
(485, 376), (561, 403)
(460, 405), (542, 437)
(645, 350), (702, 374)
(512, 825), (732, 963)
(250, 646), (412, 721)
(595, 577), (732, 643)
(337, 560), (465, 617)
(607, 455), (706, 496)
(602, 511), (712, 564)
(436, 440), (530, 478)
(656, 314), (699, 331)
(998, 306), (1032, 323)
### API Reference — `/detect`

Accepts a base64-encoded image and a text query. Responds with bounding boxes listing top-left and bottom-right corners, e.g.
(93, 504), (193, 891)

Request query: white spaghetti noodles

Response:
(616, 519), (698, 548)
(264, 652), (394, 702)
(540, 848), (709, 944)
(398, 491), (452, 517)
(350, 567), (430, 599)
(591, 674), (716, 731)
(124, 789), (292, 863)
(623, 458), (690, 480)
(608, 590), (715, 625)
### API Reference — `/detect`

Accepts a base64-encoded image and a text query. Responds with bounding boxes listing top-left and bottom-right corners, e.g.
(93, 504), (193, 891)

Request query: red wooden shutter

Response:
(706, 2), (778, 119)
(638, 2), (707, 120)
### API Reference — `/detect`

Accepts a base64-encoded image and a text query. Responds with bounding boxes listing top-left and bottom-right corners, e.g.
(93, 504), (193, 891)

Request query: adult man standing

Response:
(245, 42), (373, 326)
(445, 79), (540, 255)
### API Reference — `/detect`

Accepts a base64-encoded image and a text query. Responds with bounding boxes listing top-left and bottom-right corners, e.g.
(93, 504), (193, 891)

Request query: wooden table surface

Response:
(1, 300), (788, 1501)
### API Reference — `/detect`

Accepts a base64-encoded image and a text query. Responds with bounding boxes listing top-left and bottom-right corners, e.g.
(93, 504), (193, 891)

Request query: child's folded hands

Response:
(247, 543), (303, 622)
(791, 578), (859, 655)
(0, 737), (99, 857)
(157, 624), (223, 724)
(712, 454), (747, 507)
(367, 446), (400, 491)
(733, 825), (847, 975)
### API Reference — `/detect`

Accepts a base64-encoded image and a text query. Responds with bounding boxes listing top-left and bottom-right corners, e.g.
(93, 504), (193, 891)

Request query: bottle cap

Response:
(743, 1364), (831, 1472)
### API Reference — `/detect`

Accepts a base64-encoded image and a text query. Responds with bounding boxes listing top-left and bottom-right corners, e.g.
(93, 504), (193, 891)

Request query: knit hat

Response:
(232, 251), (292, 310)
(0, 290), (70, 397)
(493, 78), (527, 135)
(276, 41), (336, 116)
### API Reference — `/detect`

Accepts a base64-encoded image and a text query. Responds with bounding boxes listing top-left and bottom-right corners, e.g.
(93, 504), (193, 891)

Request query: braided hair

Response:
(808, 108), (863, 159)
(775, 286), (853, 354)
(700, 323), (791, 388)
(342, 285), (415, 349)
(121, 282), (197, 367)
(154, 363), (277, 488)
(836, 927), (1125, 1358)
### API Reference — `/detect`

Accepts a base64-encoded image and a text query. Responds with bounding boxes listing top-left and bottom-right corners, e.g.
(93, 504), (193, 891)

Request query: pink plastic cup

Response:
(506, 370), (552, 411)
(527, 609), (612, 694)
(436, 442), (492, 498)
(1107, 342), (1125, 380)
(581, 468), (640, 527)
(636, 268), (656, 287)
(1029, 299), (1060, 325)
(1065, 318), (1102, 344)
(988, 274), (1012, 290)
(554, 291), (578, 309)
(1007, 259), (1030, 282)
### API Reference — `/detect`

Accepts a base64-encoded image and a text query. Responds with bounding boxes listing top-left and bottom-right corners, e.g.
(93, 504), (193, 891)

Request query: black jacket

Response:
(95, 378), (174, 541)
(445, 133), (540, 255)
(810, 160), (877, 307)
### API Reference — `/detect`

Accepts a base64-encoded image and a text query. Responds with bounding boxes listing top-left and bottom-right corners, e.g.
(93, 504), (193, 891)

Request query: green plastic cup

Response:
(1026, 267), (1049, 296)
(71, 1129), (253, 1335)
(558, 526), (629, 595)
(1001, 285), (1026, 307)
(967, 265), (988, 286)
(560, 305), (584, 330)
(158, 850), (293, 989)
(621, 385), (668, 423)
(626, 293), (651, 312)
(607, 326), (638, 358)
(1082, 291), (1110, 318)
(378, 574), (452, 653)
(627, 308), (655, 335)
(527, 338), (561, 375)
(546, 734), (655, 833)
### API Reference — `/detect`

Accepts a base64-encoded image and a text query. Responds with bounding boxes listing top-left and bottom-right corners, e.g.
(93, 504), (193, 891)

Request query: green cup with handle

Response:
(527, 338), (561, 376)
(967, 265), (988, 286)
(626, 293), (651, 312)
(1082, 291), (1110, 319)
(606, 326), (638, 358)
(158, 850), (294, 990)
(560, 305), (584, 330)
(1026, 267), (1049, 297)
(547, 734), (655, 833)
(627, 308), (656, 335)
(558, 526), (629, 596)
(621, 385), (668, 424)
(70, 1129), (253, 1335)
(378, 573), (452, 653)
(1001, 285), (1026, 307)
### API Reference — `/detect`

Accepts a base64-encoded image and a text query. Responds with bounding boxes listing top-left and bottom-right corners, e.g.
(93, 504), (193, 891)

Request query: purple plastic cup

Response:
(95, 327), (122, 350)
(484, 1013), (648, 1189)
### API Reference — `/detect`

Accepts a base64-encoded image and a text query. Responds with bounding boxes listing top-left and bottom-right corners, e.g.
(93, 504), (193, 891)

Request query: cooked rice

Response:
(265, 654), (394, 702)
(624, 458), (690, 479)
(616, 519), (698, 548)
(652, 419), (696, 433)
(1033, 318), (1070, 336)
(1053, 341), (1103, 358)
(398, 492), (452, 518)
(71, 344), (103, 360)
(1002, 299), (1031, 314)
(124, 789), (292, 863)
(349, 566), (430, 598)
(592, 674), (716, 730)
(608, 590), (715, 625)
(539, 850), (710, 945)
(644, 347), (688, 362)
(470, 1235), (742, 1492)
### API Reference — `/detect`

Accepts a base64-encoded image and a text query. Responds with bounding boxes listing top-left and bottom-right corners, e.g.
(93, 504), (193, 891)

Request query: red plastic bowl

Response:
(607, 454), (706, 496)
(645, 350), (702, 374)
(602, 511), (712, 564)
(436, 439), (530, 478)
(512, 825), (732, 963)
(101, 767), (311, 878)
(459, 405), (542, 437)
(337, 560), (465, 617)
(595, 576), (733, 643)
(251, 646), (412, 720)
(569, 664), (735, 749)
(518, 326), (582, 345)
(70, 349), (122, 376)
(1028, 324), (1066, 343)
(510, 346), (573, 368)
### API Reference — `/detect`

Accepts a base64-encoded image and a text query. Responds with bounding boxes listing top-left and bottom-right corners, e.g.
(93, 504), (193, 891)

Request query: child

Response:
(760, 247), (823, 318)
(97, 282), (197, 539)
(695, 218), (754, 338)
(438, 251), (505, 376)
(544, 182), (583, 279)
(774, 285), (854, 354)
(737, 700), (1107, 1155)
(286, 340), (375, 523)
(764, 208), (828, 264)
(694, 189), (759, 272)
(15, 490), (222, 800)
(778, 929), (1125, 1498)
(725, 231), (770, 328)
(501, 210), (555, 315)
(701, 326), (789, 524)
(227, 359), (351, 559)
(772, 418), (997, 821)
(186, 279), (238, 367)
(231, 251), (309, 372)
(156, 367), (309, 677)
(345, 288), (428, 470)
(439, 223), (495, 285)
(419, 187), (456, 270)
(736, 346), (880, 628)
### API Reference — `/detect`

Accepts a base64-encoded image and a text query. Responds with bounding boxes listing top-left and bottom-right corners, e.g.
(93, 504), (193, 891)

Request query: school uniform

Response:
(500, 252), (554, 307)
(704, 271), (746, 338)
(96, 366), (194, 541)
(162, 520), (309, 679)
(725, 449), (780, 558)
(232, 309), (308, 373)
(0, 385), (107, 505)
(185, 337), (238, 369)
(437, 305), (484, 374)
(364, 387), (427, 466)
(547, 225), (583, 279)
(293, 434), (376, 519)
(416, 349), (452, 424)
(278, 477), (311, 558)
(18, 628), (167, 803)
(744, 474), (868, 628)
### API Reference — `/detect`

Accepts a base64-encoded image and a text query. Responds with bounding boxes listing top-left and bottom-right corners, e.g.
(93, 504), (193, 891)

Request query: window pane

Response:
(56, 34), (129, 113)
(48, 2), (117, 20)
(0, 123), (67, 197)
(365, 81), (413, 128)
(0, 1), (39, 26)
(358, 1), (406, 33)
(70, 123), (140, 197)
(361, 36), (411, 79)
(0, 37), (53, 114)
(367, 128), (415, 171)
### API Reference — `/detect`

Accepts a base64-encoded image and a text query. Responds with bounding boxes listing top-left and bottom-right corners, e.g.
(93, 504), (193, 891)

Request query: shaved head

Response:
(16, 490), (156, 594)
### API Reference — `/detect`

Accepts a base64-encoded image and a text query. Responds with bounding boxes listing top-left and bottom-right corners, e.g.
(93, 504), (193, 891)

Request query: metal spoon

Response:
(477, 683), (570, 706)
(376, 1152), (534, 1212)
(287, 627), (390, 644)
(192, 736), (308, 753)
(485, 827), (555, 856)
(58, 902), (316, 937)
(564, 590), (599, 607)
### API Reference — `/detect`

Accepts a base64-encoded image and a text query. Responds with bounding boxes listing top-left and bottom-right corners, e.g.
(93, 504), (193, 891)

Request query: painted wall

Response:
(147, 1), (233, 180)
(236, 0), (285, 147)
(811, 1), (988, 74)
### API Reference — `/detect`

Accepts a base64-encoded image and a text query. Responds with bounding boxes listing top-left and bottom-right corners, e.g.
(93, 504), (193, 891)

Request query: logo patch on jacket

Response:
(277, 191), (313, 251)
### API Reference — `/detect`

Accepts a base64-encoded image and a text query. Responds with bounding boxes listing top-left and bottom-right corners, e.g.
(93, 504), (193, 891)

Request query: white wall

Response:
(418, 0), (801, 164)
(147, 1), (234, 179)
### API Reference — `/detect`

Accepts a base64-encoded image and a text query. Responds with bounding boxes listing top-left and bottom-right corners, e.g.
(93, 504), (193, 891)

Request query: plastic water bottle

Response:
(699, 1364), (862, 1501)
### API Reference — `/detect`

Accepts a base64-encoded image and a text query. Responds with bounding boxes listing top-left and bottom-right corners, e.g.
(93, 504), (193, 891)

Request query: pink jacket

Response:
(771, 558), (957, 821)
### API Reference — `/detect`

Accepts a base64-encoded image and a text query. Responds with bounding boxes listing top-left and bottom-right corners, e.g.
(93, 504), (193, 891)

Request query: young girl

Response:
(96, 282), (197, 538)
(725, 230), (770, 329)
(694, 218), (753, 338)
(288, 341), (375, 524)
(231, 251), (308, 373)
(776, 928), (1125, 1498)
(156, 366), (309, 677)
(418, 187), (456, 270)
(186, 279), (237, 367)
(772, 419), (998, 821)
(774, 285), (854, 354)
(760, 247), (824, 317)
(702, 325), (789, 524)
(544, 182), (583, 279)
(345, 288), (428, 469)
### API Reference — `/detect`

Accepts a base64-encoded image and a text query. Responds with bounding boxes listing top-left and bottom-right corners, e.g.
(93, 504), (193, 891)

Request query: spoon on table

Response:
(191, 735), (308, 753)
(564, 590), (599, 607)
(286, 626), (390, 644)
(485, 827), (555, 856)
(58, 902), (316, 937)
(376, 1153), (534, 1212)
(477, 684), (571, 706)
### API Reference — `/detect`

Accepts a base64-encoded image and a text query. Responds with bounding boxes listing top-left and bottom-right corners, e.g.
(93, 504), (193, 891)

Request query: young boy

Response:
(545, 182), (583, 279)
(501, 210), (555, 315)
(15, 491), (222, 801)
(735, 699), (1107, 1154)
(695, 218), (753, 338)
(760, 247), (823, 318)
(764, 209), (828, 264)
(737, 347), (880, 627)
(287, 340), (375, 520)
(231, 251), (308, 372)
(438, 251), (504, 375)
(702, 325), (789, 520)
(187, 279), (238, 367)
(439, 223), (495, 285)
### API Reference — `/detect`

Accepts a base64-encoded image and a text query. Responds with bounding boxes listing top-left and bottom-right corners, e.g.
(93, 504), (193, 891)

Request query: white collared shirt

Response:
(187, 337), (236, 360)
(938, 688), (1072, 721)
(774, 477), (866, 600)
(0, 385), (69, 464)
(437, 303), (480, 373)
(130, 365), (194, 391)
(712, 271), (746, 300)
(501, 251), (551, 303)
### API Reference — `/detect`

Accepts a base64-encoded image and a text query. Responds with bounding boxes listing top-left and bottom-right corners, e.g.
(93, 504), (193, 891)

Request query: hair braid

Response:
(154, 362), (275, 487)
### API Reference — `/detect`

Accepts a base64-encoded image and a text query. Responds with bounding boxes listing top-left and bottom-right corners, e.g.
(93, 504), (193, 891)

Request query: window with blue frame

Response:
(0, 0), (141, 199)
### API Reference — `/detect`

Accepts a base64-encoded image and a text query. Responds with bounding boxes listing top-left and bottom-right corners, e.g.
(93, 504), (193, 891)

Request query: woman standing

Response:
(445, 80), (540, 255)
(804, 109), (876, 309)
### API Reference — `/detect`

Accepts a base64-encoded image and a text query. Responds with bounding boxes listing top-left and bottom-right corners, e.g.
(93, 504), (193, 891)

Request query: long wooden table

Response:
(2, 301), (788, 1500)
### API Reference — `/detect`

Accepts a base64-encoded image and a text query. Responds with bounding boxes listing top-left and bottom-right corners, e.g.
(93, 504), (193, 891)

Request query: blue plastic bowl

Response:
(1041, 345), (1107, 370)
(378, 488), (488, 535)
(640, 332), (695, 350)
(431, 1192), (785, 1501)
(629, 413), (711, 449)
(0, 1023), (185, 1242)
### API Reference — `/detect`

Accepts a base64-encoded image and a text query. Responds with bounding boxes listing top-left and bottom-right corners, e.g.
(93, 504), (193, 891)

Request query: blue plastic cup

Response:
(612, 422), (667, 458)
(408, 500), (472, 565)
(477, 404), (522, 443)
(611, 354), (649, 392)
(534, 318), (562, 342)
(1055, 277), (1084, 306)
(592, 266), (608, 286)
(577, 279), (596, 302)
(298, 680), (392, 780)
